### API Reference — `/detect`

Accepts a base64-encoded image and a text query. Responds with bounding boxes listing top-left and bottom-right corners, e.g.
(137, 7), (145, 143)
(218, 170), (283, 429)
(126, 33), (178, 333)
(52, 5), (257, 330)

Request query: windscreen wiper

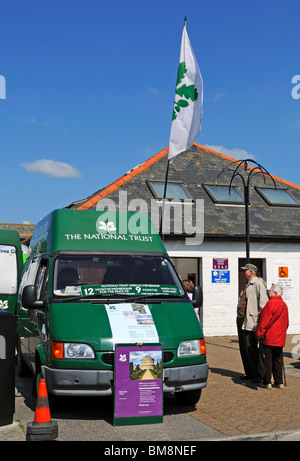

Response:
(61, 293), (126, 303)
(123, 293), (183, 303)
(61, 292), (183, 304)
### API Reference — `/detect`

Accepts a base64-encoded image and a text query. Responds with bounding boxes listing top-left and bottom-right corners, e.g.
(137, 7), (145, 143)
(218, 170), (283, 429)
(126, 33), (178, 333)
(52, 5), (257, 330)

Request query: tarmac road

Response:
(0, 370), (222, 441)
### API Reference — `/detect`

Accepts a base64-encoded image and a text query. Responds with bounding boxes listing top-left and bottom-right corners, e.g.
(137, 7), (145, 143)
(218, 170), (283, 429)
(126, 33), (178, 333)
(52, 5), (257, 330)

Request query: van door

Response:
(17, 257), (40, 371)
(28, 258), (49, 371)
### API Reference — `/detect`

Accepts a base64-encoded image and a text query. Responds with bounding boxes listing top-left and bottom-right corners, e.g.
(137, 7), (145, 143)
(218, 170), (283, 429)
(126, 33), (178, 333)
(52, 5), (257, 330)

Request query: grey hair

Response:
(270, 283), (283, 296)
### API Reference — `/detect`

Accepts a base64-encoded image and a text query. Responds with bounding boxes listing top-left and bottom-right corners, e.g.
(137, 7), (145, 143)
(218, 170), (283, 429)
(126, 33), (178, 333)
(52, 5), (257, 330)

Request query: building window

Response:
(255, 187), (299, 207)
(202, 184), (244, 204)
(147, 181), (191, 200)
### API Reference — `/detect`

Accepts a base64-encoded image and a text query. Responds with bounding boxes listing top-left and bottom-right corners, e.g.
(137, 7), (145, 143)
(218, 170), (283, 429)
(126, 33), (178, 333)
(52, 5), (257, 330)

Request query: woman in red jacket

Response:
(257, 283), (289, 389)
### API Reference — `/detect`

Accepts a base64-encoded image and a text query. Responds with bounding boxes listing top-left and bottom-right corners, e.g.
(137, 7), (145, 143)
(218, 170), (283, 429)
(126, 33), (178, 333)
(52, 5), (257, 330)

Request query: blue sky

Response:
(1, 0), (300, 224)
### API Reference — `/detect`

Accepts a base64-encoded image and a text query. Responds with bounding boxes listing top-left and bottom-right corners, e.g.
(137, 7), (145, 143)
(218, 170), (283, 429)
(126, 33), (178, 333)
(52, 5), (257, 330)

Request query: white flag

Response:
(168, 24), (203, 161)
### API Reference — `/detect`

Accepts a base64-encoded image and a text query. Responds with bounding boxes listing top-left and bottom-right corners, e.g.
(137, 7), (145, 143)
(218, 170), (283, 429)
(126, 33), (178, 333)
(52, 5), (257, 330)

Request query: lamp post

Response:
(217, 159), (276, 263)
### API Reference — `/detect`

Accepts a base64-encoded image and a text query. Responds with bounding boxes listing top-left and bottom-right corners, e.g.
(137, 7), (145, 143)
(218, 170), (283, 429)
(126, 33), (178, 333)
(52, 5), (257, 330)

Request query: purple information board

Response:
(114, 344), (163, 425)
(213, 258), (228, 270)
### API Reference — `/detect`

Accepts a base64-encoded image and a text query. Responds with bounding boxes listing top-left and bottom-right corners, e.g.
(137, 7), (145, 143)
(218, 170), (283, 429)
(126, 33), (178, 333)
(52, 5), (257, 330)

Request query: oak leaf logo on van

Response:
(96, 220), (117, 234)
(0, 300), (8, 310)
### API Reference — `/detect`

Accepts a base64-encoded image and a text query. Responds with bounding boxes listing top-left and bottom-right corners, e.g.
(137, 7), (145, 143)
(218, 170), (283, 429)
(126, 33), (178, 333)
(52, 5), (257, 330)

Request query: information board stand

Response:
(114, 343), (163, 426)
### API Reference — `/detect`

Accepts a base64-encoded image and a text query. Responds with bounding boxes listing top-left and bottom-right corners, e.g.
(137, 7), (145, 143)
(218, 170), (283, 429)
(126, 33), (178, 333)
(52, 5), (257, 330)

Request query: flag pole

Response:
(159, 157), (170, 238)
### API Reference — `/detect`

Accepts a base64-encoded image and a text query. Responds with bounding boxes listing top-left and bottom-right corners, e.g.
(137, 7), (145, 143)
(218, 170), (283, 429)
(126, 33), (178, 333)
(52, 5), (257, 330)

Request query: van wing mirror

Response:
(192, 286), (203, 308)
(22, 285), (44, 309)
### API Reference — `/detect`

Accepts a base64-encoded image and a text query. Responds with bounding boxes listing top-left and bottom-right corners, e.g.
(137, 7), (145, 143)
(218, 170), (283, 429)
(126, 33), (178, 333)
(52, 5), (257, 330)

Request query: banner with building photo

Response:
(114, 344), (163, 426)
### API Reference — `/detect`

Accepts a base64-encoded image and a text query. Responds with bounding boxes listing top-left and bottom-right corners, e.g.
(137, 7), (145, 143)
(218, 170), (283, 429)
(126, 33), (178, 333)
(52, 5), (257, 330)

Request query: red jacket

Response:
(257, 296), (289, 347)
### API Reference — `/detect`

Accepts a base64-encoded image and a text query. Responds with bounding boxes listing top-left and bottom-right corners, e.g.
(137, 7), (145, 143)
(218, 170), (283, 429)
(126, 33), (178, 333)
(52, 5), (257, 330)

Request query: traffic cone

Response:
(26, 378), (58, 441)
(34, 379), (51, 423)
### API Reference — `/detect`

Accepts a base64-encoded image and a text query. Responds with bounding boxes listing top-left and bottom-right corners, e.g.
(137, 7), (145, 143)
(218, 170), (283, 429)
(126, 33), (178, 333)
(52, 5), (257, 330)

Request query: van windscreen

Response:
(53, 255), (184, 297)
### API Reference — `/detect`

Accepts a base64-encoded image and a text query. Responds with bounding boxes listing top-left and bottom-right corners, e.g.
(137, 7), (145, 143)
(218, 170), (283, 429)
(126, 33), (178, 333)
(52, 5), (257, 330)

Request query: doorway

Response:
(238, 258), (265, 294)
(170, 257), (200, 286)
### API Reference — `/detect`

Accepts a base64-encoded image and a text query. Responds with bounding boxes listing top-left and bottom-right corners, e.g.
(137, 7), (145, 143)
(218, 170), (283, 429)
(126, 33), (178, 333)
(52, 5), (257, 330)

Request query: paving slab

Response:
(187, 335), (300, 439)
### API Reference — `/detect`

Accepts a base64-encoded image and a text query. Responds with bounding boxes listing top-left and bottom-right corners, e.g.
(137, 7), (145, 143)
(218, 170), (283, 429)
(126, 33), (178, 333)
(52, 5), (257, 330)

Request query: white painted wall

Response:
(167, 240), (300, 337)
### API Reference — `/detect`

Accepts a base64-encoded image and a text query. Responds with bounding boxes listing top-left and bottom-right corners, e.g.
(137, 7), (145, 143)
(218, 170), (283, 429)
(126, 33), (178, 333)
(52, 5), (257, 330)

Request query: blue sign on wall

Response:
(211, 270), (230, 284)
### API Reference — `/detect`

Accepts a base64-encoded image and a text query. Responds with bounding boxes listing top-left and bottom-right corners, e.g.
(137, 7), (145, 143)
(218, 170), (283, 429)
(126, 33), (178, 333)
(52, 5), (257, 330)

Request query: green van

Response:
(0, 229), (23, 314)
(16, 209), (208, 405)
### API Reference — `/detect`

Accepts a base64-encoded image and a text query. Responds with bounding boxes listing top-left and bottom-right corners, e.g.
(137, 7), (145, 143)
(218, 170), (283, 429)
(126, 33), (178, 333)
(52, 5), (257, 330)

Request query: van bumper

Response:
(41, 366), (114, 396)
(163, 362), (208, 393)
(42, 362), (208, 396)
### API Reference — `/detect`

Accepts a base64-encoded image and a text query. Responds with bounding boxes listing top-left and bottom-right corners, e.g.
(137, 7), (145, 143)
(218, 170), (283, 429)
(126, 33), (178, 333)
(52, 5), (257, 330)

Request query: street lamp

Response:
(217, 159), (276, 263)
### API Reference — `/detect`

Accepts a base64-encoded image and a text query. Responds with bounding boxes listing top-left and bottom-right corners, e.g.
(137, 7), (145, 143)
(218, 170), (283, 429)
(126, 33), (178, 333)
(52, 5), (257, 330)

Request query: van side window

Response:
(36, 259), (48, 300)
(18, 257), (40, 298)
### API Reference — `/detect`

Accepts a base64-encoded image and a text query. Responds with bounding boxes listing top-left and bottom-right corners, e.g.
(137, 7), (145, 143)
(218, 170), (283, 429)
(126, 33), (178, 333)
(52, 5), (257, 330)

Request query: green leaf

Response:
(176, 99), (189, 108)
(176, 62), (187, 85)
(176, 84), (199, 102)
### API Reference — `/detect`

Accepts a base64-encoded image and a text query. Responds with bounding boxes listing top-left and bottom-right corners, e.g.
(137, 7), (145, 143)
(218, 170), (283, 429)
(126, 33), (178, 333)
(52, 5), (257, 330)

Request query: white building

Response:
(68, 143), (300, 336)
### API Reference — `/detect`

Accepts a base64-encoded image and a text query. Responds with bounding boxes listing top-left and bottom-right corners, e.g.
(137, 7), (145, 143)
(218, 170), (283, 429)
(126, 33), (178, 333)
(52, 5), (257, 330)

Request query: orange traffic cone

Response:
(34, 379), (51, 423)
(26, 378), (58, 441)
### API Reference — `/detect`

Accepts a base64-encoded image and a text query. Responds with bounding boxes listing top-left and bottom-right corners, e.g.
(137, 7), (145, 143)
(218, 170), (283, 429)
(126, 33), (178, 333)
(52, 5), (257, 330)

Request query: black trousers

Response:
(263, 345), (284, 385)
(236, 317), (260, 378)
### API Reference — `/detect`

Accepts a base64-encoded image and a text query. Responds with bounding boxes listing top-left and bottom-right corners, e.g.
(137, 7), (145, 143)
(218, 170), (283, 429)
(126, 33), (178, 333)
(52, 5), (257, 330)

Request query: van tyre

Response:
(32, 368), (42, 397)
(174, 389), (202, 406)
(32, 367), (60, 412)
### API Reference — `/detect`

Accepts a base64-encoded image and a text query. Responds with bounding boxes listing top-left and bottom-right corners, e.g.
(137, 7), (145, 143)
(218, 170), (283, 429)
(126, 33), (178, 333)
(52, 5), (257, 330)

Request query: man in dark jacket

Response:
(257, 283), (289, 389)
(237, 263), (268, 382)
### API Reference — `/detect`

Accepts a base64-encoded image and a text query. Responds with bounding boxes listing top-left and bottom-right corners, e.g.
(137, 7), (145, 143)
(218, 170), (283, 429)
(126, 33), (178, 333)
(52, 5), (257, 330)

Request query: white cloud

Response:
(207, 91), (228, 103)
(21, 159), (82, 178)
(27, 116), (37, 124)
(204, 145), (256, 161)
(27, 116), (49, 127)
(145, 87), (162, 98)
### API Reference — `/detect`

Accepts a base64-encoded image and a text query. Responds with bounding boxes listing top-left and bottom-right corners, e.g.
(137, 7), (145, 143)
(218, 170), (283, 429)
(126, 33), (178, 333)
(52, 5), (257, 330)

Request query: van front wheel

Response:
(174, 389), (202, 406)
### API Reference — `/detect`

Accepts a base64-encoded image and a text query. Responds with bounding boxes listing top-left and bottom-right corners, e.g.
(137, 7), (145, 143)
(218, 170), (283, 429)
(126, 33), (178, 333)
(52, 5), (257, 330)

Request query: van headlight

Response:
(178, 339), (205, 357)
(64, 343), (95, 359)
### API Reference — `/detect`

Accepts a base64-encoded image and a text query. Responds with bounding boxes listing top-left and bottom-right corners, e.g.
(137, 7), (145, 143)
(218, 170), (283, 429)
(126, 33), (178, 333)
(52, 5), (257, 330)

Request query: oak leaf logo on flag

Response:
(168, 23), (203, 162)
(172, 62), (198, 121)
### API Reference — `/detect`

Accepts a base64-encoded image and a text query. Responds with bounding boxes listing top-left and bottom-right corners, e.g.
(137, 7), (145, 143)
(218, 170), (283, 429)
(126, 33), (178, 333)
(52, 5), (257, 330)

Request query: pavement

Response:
(1, 334), (300, 441)
(186, 334), (300, 441)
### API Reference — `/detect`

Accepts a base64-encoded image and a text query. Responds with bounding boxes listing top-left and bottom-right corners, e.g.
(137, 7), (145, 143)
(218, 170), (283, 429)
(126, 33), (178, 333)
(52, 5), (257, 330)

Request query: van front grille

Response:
(102, 351), (174, 366)
(163, 351), (174, 363)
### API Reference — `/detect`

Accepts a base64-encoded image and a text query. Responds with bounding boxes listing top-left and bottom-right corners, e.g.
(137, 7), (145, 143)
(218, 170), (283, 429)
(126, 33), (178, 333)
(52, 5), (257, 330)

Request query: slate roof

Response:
(67, 143), (300, 242)
(0, 222), (36, 242)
